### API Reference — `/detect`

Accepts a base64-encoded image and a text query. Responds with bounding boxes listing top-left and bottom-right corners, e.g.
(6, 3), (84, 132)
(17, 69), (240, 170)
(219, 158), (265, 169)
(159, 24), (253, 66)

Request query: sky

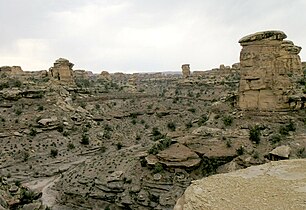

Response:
(0, 0), (305, 73)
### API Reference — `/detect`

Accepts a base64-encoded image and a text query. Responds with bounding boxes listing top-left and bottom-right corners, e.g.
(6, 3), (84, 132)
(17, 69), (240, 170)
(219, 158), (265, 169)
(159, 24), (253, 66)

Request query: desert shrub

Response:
(79, 101), (86, 109)
(279, 120), (296, 136)
(185, 121), (193, 129)
(29, 128), (37, 137)
(37, 105), (44, 111)
(50, 149), (58, 158)
(153, 163), (164, 174)
(67, 143), (75, 150)
(116, 142), (123, 150)
(81, 133), (90, 145)
(297, 147), (306, 158)
(249, 126), (261, 144)
(131, 119), (137, 125)
(236, 146), (245, 155)
(15, 109), (22, 115)
(20, 188), (36, 203)
(223, 115), (233, 126)
(76, 78), (91, 88)
(63, 131), (69, 137)
(226, 140), (232, 148)
(269, 134), (282, 144)
(198, 114), (208, 126)
(167, 122), (176, 131)
(100, 146), (107, 153)
(152, 127), (163, 139)
(22, 151), (30, 162)
(148, 138), (172, 155)
(15, 180), (21, 187)
(187, 108), (196, 113)
(57, 124), (64, 132)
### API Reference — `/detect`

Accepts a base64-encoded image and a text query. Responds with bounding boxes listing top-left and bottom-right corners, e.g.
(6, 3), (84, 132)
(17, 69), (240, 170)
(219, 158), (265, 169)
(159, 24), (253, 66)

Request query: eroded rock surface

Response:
(238, 30), (303, 110)
(174, 159), (306, 210)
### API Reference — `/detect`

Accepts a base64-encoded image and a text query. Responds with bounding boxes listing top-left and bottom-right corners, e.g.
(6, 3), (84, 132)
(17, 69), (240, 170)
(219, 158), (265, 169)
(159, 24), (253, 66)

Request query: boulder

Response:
(269, 145), (291, 160)
(157, 143), (201, 168)
(174, 159), (306, 210)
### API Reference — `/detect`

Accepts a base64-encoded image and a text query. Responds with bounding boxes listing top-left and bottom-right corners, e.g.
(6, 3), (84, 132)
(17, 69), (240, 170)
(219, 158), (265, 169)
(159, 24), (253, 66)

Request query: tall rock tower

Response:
(49, 58), (75, 83)
(182, 64), (191, 78)
(238, 30), (303, 110)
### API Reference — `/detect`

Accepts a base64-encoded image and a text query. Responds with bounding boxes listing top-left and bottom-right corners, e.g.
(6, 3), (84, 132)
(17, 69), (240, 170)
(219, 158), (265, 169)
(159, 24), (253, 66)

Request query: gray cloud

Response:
(0, 0), (305, 73)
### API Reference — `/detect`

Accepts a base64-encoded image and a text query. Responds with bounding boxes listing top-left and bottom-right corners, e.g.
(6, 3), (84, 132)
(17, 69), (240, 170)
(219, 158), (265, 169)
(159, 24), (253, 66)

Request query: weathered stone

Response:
(22, 202), (42, 210)
(182, 64), (191, 78)
(38, 117), (58, 126)
(174, 159), (306, 210)
(238, 30), (303, 110)
(269, 145), (291, 159)
(157, 143), (201, 168)
(107, 171), (123, 182)
(49, 58), (74, 83)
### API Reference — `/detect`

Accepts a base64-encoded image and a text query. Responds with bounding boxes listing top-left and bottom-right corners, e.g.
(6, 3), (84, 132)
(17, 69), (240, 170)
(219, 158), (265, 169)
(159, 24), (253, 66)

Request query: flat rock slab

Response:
(174, 159), (306, 210)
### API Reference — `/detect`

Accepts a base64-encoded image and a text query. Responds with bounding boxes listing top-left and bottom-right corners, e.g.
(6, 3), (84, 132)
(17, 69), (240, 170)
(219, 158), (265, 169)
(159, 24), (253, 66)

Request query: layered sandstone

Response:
(238, 30), (303, 110)
(49, 58), (74, 83)
(0, 66), (23, 75)
(182, 64), (191, 78)
(174, 159), (306, 210)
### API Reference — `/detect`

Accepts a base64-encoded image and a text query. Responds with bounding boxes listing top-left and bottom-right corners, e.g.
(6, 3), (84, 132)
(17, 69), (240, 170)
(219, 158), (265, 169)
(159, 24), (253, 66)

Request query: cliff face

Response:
(174, 159), (306, 210)
(238, 30), (303, 110)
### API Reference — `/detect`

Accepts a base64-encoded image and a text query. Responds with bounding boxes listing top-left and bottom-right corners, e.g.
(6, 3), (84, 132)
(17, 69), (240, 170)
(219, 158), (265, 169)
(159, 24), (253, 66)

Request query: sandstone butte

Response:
(174, 159), (306, 210)
(238, 30), (304, 110)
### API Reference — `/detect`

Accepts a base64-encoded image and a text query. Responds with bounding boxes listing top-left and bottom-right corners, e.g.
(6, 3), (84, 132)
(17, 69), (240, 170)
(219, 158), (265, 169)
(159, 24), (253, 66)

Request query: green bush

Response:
(81, 133), (90, 145)
(116, 142), (123, 150)
(148, 138), (172, 155)
(153, 163), (163, 174)
(67, 143), (75, 150)
(236, 146), (245, 155)
(198, 114), (208, 126)
(167, 122), (176, 131)
(269, 134), (282, 144)
(50, 149), (58, 158)
(223, 115), (233, 126)
(249, 126), (261, 144)
(29, 128), (37, 137)
(279, 120), (296, 136)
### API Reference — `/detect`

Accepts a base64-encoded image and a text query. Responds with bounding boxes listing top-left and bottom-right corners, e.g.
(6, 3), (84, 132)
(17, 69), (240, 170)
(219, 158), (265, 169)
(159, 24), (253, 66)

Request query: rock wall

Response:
(174, 159), (306, 210)
(238, 30), (303, 110)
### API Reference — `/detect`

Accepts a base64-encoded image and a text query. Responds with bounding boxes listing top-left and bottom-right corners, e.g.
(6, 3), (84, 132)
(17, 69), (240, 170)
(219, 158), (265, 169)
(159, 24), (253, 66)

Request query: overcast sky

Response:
(0, 0), (305, 73)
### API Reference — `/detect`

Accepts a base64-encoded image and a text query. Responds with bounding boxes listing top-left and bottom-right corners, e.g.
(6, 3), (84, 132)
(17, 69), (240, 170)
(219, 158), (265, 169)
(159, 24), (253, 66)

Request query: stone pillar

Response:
(49, 58), (74, 83)
(182, 64), (190, 78)
(238, 30), (303, 110)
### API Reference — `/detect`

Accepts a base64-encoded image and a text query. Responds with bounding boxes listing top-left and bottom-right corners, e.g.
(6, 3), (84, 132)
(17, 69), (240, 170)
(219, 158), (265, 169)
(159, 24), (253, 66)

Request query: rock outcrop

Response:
(0, 66), (23, 75)
(182, 64), (191, 78)
(49, 58), (74, 83)
(174, 159), (306, 210)
(238, 30), (303, 110)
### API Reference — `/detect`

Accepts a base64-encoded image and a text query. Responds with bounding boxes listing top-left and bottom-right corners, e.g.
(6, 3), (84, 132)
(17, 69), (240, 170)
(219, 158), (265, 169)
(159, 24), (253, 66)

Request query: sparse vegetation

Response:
(81, 133), (90, 145)
(223, 115), (233, 126)
(249, 125), (261, 144)
(50, 149), (58, 158)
